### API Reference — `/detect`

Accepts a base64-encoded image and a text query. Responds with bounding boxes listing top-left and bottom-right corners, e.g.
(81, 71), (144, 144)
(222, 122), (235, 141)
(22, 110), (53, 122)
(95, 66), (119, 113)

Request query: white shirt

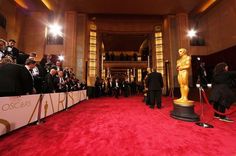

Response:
(32, 66), (39, 76)
(116, 82), (119, 87)
(59, 77), (64, 83)
(0, 50), (4, 60)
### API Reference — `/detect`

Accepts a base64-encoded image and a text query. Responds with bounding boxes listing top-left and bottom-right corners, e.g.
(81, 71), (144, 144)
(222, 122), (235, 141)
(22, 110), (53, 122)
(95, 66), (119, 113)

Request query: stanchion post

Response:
(65, 84), (69, 111)
(65, 91), (68, 110)
(37, 94), (44, 125)
(195, 84), (214, 128)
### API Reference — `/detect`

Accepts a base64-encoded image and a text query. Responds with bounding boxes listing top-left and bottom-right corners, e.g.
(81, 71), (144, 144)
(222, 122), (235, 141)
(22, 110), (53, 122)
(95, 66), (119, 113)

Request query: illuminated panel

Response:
(89, 27), (97, 79)
(102, 55), (105, 79)
(154, 31), (164, 75)
(138, 69), (142, 82)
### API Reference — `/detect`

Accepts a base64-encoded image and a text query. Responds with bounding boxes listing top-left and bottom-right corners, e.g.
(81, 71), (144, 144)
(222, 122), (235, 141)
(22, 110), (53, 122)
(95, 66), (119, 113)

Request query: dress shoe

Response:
(149, 106), (154, 109)
(219, 117), (234, 122)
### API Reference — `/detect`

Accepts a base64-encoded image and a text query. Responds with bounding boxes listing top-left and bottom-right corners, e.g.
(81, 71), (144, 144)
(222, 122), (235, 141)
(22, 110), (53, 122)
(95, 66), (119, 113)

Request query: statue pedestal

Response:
(170, 100), (199, 122)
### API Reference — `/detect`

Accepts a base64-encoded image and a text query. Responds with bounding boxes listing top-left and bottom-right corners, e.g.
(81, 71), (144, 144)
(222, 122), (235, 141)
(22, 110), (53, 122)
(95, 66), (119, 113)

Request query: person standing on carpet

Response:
(146, 67), (163, 109)
(210, 62), (236, 122)
(113, 78), (120, 98)
(143, 68), (151, 105)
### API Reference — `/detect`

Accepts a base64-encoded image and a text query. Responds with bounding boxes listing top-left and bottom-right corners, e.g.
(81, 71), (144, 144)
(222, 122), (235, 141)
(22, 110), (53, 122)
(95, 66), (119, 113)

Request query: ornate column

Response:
(76, 13), (87, 81)
(176, 13), (193, 86)
(176, 13), (190, 50)
(64, 11), (77, 73)
(163, 15), (177, 93)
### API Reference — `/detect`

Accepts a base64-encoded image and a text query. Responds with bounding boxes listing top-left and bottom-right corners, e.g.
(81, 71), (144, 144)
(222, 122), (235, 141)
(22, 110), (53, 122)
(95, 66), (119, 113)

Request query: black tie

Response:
(29, 69), (33, 74)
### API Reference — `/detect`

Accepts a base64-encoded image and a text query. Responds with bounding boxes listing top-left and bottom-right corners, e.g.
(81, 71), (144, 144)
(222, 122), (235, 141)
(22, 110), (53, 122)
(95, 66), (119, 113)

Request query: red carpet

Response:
(0, 96), (236, 156)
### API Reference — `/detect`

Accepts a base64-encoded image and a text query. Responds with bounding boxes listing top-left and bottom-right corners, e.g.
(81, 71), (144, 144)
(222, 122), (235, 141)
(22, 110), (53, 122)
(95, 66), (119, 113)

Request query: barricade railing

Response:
(201, 89), (236, 116)
(195, 87), (236, 128)
(0, 90), (87, 136)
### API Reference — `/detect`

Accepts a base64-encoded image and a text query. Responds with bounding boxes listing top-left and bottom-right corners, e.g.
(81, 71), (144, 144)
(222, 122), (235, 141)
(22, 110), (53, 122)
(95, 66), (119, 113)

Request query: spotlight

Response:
(187, 29), (197, 38)
(58, 55), (64, 61)
(48, 23), (63, 37)
(197, 57), (201, 61)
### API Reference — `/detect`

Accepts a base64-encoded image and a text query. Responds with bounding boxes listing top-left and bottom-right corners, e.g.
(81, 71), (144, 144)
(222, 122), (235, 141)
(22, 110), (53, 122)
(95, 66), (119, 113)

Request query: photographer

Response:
(0, 39), (7, 60)
(54, 71), (67, 92)
(5, 39), (19, 63)
(210, 62), (236, 122)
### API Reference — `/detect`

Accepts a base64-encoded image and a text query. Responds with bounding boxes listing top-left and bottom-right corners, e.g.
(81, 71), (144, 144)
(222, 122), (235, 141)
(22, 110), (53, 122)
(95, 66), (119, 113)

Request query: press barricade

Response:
(0, 90), (87, 136)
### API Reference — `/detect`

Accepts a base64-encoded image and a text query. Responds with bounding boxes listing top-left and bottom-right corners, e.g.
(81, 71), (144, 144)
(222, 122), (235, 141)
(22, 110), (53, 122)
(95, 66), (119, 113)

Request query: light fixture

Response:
(187, 29), (197, 38)
(58, 55), (64, 61)
(48, 23), (63, 37)
(41, 0), (53, 10)
(14, 0), (28, 9)
(198, 0), (216, 13)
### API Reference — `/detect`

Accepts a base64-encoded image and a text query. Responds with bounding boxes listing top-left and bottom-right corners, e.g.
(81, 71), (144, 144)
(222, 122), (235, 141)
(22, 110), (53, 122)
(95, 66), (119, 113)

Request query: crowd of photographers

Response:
(0, 38), (86, 97)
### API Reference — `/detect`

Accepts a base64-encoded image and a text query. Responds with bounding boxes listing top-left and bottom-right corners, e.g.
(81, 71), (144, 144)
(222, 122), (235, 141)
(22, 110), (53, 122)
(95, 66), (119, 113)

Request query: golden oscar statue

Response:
(174, 48), (193, 106)
(171, 48), (199, 122)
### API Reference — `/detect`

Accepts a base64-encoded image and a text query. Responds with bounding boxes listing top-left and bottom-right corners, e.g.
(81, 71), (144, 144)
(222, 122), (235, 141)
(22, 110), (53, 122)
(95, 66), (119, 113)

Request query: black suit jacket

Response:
(6, 46), (19, 60)
(210, 71), (236, 108)
(54, 76), (66, 92)
(112, 81), (120, 89)
(146, 72), (163, 91)
(0, 63), (33, 96)
(44, 73), (56, 93)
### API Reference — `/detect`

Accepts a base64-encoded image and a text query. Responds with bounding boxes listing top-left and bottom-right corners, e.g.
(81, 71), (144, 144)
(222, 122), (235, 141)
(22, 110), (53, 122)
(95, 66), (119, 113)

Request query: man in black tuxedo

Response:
(197, 62), (208, 88)
(0, 57), (34, 96)
(54, 71), (66, 92)
(107, 78), (113, 96)
(5, 39), (19, 63)
(146, 68), (163, 109)
(0, 39), (7, 59)
(28, 52), (46, 93)
(55, 60), (63, 72)
(43, 68), (57, 93)
(112, 78), (120, 98)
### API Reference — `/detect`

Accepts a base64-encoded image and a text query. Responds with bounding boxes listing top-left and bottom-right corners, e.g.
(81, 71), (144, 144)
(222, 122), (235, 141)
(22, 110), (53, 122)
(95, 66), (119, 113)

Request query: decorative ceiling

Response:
(13, 0), (218, 51)
(14, 0), (216, 15)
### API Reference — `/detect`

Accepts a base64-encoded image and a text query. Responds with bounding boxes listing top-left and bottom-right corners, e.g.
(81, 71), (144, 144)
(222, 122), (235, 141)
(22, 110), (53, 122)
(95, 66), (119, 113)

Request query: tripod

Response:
(195, 85), (214, 128)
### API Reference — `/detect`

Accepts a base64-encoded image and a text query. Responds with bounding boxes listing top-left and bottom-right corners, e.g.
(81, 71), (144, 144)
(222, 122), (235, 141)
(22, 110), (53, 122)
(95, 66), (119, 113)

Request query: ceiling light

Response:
(199, 0), (216, 13)
(14, 0), (28, 9)
(41, 0), (54, 10)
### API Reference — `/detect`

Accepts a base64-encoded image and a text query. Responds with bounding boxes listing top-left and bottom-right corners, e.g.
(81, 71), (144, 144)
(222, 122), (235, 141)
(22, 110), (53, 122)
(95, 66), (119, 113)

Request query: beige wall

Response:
(1, 4), (87, 78)
(0, 27), (6, 39)
(0, 0), (25, 46)
(76, 14), (88, 81)
(190, 0), (236, 55)
(64, 11), (77, 71)
(0, 1), (67, 61)
(21, 12), (48, 61)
